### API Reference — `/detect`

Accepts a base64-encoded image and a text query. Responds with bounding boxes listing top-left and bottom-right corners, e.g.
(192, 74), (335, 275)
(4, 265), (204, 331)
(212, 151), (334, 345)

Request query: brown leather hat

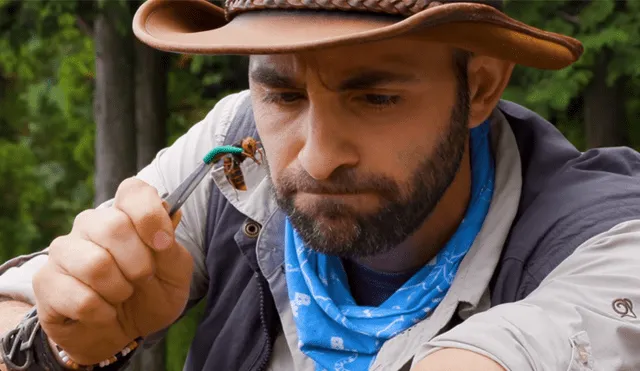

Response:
(132, 0), (583, 70)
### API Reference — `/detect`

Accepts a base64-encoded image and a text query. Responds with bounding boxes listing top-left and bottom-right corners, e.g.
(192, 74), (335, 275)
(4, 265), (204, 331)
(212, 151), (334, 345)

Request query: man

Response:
(1, 0), (640, 370)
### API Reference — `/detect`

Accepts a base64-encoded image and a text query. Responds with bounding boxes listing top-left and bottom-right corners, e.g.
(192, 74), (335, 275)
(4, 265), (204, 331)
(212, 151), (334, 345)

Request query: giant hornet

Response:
(223, 137), (264, 193)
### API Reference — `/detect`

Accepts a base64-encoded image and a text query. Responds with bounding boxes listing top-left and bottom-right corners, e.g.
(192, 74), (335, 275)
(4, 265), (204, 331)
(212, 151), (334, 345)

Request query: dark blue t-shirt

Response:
(342, 259), (421, 307)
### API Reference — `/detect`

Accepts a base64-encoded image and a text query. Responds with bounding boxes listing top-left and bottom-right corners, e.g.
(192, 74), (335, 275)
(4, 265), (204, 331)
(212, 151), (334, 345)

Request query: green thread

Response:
(203, 145), (244, 164)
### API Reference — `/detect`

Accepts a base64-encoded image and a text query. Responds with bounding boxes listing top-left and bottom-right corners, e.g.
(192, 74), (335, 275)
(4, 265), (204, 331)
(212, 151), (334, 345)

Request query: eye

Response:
(362, 94), (401, 107)
(262, 92), (305, 105)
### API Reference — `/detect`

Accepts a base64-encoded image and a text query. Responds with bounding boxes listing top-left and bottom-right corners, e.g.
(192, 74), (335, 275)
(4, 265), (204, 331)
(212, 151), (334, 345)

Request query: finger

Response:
(163, 201), (182, 230)
(72, 208), (95, 228)
(72, 208), (155, 283)
(113, 177), (176, 252)
(148, 202), (192, 286)
(153, 239), (194, 289)
(34, 263), (117, 326)
(48, 235), (135, 305)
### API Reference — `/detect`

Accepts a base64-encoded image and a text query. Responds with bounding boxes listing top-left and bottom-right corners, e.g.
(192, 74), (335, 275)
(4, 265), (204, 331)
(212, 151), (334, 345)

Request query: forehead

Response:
(249, 37), (454, 78)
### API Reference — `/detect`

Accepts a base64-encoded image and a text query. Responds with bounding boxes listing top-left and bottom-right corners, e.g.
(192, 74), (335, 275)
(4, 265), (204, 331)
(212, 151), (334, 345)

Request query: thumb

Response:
(152, 203), (192, 284)
(160, 200), (183, 230)
(170, 209), (182, 230)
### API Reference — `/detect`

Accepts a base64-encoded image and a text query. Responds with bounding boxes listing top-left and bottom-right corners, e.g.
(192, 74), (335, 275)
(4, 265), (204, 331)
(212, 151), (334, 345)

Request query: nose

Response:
(297, 103), (359, 180)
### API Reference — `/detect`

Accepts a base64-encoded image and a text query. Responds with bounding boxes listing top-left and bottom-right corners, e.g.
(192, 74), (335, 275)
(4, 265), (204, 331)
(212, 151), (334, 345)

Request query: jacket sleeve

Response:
(412, 219), (640, 371)
(0, 91), (249, 343)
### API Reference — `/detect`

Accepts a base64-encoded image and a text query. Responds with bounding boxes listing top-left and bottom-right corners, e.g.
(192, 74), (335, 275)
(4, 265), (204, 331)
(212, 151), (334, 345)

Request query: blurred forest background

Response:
(0, 0), (639, 370)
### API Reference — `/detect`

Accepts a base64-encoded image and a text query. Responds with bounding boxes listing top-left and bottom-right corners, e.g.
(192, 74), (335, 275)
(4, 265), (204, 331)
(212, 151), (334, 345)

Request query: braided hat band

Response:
(224, 0), (503, 19)
(225, 0), (434, 18)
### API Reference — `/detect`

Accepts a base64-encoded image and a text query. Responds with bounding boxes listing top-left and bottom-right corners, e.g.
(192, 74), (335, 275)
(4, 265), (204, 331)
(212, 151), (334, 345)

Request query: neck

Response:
(354, 142), (472, 273)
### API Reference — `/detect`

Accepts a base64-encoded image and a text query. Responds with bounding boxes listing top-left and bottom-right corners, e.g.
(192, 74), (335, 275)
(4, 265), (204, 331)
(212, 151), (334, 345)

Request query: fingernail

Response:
(153, 231), (172, 251)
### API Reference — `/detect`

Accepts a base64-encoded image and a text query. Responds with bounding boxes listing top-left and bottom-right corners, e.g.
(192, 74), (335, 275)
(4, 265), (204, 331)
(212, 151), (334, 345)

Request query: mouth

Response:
(297, 190), (372, 198)
(294, 191), (381, 212)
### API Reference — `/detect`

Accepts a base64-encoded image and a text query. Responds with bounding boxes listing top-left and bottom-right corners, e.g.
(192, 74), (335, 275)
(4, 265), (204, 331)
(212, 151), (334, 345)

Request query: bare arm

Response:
(412, 348), (506, 371)
(0, 299), (33, 371)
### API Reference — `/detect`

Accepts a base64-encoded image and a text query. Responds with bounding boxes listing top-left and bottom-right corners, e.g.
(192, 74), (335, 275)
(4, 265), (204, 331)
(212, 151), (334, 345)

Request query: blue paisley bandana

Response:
(284, 120), (495, 371)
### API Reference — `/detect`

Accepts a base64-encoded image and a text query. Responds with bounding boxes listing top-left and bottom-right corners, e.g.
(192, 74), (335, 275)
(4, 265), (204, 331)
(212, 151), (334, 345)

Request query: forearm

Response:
(412, 348), (506, 371)
(0, 299), (33, 371)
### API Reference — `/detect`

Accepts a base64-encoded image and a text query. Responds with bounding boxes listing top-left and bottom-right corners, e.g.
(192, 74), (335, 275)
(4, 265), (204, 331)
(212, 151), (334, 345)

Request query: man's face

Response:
(249, 37), (471, 259)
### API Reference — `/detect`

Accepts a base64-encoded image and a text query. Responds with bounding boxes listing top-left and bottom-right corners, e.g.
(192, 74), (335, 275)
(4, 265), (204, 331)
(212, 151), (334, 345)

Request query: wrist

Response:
(1, 307), (142, 371)
(46, 336), (142, 370)
(0, 301), (32, 336)
(47, 337), (64, 364)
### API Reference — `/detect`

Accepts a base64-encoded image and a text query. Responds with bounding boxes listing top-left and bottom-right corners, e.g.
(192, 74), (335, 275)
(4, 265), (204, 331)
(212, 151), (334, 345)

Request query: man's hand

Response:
(32, 178), (194, 366)
(412, 348), (507, 371)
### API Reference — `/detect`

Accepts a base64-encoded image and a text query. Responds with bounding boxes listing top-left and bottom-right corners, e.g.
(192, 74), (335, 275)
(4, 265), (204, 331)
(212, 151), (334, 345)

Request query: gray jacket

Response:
(2, 90), (640, 370)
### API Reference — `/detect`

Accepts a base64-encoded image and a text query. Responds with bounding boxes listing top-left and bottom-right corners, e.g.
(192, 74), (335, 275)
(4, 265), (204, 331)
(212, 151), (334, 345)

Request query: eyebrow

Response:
(249, 65), (420, 91)
(339, 70), (420, 90)
(249, 65), (301, 89)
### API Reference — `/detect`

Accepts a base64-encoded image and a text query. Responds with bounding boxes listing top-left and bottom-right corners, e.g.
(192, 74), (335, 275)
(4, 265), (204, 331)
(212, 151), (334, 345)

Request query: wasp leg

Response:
(243, 151), (261, 165)
(234, 187), (240, 200)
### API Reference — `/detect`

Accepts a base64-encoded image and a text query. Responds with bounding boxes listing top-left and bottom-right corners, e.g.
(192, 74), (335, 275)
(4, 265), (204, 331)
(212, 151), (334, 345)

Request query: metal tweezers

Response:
(162, 161), (214, 217)
(161, 145), (245, 217)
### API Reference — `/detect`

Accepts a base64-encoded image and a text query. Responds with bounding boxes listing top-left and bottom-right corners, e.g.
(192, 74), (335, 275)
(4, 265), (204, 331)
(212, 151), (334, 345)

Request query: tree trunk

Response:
(93, 3), (136, 206)
(134, 39), (168, 171)
(584, 49), (628, 148)
(123, 40), (170, 371)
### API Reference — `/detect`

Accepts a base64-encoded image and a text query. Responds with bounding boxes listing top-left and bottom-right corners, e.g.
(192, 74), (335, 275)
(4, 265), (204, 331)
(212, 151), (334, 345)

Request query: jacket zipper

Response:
(254, 272), (272, 371)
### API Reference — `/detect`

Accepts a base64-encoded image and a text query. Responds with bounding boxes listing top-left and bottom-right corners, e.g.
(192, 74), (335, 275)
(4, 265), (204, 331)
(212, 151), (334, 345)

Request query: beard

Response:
(268, 89), (470, 259)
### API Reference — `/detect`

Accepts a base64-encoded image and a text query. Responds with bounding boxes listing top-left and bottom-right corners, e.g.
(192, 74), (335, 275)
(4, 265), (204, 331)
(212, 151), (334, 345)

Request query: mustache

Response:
(275, 167), (400, 197)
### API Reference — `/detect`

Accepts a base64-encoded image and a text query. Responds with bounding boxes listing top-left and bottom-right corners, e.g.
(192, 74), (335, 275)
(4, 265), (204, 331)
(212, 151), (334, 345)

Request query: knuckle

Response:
(81, 248), (115, 282)
(136, 206), (166, 231)
(116, 177), (143, 195)
(128, 263), (154, 282)
(97, 209), (134, 240)
(75, 292), (108, 321)
(115, 282), (135, 302)
(113, 180), (170, 244)
(115, 178), (155, 207)
(48, 235), (70, 255)
(72, 209), (96, 228)
(75, 292), (95, 313)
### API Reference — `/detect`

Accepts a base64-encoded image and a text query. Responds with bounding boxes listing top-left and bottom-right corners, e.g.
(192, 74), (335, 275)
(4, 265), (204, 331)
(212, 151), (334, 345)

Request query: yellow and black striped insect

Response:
(223, 137), (264, 191)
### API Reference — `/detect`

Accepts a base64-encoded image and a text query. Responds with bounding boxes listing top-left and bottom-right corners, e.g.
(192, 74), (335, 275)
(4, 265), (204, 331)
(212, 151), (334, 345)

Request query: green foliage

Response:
(1, 0), (640, 369)
(165, 300), (207, 371)
(502, 0), (640, 150)
(0, 0), (94, 255)
(0, 1), (231, 367)
(0, 139), (45, 261)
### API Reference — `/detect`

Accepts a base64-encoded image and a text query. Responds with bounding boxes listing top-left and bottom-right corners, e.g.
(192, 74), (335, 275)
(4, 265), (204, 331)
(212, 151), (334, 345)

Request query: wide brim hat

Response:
(132, 0), (583, 70)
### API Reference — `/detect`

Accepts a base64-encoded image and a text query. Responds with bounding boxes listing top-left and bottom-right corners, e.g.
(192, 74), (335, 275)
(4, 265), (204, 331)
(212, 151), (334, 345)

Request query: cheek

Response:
(357, 89), (455, 151)
(359, 116), (448, 193)
(358, 145), (425, 195)
(362, 110), (449, 171)
(398, 97), (454, 141)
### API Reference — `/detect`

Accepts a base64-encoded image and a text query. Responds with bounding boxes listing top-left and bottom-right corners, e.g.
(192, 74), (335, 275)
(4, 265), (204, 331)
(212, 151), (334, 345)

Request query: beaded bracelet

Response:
(53, 338), (142, 370)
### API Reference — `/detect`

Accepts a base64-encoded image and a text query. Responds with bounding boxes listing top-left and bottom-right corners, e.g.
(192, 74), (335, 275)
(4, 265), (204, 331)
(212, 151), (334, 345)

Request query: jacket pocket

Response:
(566, 331), (594, 371)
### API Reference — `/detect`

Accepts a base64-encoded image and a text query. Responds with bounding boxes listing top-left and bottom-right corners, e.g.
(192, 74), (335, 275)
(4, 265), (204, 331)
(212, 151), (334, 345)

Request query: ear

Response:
(466, 55), (515, 128)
